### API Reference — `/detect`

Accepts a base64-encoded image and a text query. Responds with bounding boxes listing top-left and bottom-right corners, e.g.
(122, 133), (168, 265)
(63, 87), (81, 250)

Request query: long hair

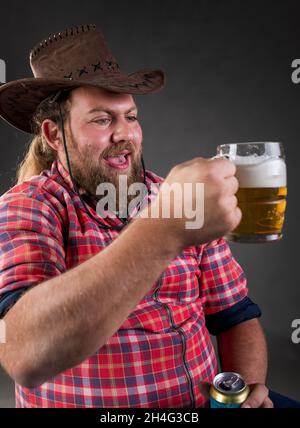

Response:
(16, 94), (70, 185)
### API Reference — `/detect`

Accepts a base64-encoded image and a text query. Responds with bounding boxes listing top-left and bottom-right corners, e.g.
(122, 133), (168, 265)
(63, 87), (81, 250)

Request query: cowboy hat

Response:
(0, 24), (165, 134)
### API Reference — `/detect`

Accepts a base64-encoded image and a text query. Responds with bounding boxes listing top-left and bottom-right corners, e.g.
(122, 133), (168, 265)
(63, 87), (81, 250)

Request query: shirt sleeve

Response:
(0, 192), (66, 318)
(198, 238), (261, 335)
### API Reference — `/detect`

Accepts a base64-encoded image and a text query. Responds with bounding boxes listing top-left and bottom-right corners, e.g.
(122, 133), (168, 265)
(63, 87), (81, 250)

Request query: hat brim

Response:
(0, 69), (165, 134)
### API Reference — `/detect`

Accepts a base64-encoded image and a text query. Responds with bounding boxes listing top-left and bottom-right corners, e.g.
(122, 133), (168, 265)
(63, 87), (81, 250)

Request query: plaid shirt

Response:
(0, 159), (259, 408)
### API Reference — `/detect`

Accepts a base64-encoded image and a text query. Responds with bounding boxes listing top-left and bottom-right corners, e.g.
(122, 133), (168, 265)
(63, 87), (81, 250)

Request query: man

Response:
(0, 24), (296, 408)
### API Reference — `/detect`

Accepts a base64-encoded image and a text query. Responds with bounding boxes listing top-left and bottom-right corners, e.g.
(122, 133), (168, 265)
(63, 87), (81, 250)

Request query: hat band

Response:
(34, 59), (121, 80)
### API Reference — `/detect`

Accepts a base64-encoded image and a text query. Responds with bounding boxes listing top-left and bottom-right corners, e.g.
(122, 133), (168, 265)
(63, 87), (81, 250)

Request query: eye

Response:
(127, 116), (138, 122)
(93, 118), (111, 125)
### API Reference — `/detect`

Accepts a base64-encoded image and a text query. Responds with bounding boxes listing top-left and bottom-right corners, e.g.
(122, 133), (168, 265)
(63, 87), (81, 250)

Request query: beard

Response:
(63, 133), (144, 213)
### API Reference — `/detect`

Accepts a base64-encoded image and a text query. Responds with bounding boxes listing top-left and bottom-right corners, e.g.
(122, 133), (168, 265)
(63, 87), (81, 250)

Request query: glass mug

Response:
(216, 142), (287, 243)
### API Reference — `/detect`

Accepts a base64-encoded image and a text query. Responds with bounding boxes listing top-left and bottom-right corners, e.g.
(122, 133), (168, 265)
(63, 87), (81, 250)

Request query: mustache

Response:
(101, 142), (138, 159)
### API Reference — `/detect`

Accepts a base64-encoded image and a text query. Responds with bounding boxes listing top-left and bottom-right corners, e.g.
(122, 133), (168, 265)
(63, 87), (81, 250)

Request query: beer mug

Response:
(216, 142), (287, 243)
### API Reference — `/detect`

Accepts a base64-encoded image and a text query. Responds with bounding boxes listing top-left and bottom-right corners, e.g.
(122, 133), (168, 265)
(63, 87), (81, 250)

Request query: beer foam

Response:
(235, 158), (286, 188)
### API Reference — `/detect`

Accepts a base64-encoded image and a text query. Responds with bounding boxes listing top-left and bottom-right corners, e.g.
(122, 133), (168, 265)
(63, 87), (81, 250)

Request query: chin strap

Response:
(51, 90), (147, 231)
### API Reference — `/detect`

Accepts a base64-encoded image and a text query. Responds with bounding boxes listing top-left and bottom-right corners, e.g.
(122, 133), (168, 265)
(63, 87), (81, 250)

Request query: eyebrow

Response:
(87, 106), (138, 115)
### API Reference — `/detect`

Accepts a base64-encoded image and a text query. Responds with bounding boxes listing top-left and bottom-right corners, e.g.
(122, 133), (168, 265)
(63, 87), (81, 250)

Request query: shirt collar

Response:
(51, 159), (88, 195)
(48, 158), (163, 225)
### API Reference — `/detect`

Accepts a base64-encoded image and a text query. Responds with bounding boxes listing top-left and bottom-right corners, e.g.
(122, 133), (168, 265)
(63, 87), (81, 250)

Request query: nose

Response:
(111, 117), (133, 144)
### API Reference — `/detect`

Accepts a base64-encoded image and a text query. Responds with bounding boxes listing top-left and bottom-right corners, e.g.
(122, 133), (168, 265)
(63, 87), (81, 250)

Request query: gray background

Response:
(0, 0), (299, 407)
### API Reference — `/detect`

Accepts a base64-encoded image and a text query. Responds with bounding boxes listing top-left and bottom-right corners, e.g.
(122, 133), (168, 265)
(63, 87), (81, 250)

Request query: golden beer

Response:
(227, 186), (287, 241)
(217, 142), (287, 243)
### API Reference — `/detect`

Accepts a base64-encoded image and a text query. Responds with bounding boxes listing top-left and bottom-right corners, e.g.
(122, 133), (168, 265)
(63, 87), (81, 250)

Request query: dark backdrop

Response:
(0, 0), (299, 407)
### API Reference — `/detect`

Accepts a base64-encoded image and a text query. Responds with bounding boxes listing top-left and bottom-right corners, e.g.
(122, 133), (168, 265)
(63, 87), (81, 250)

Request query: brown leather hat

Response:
(0, 24), (165, 134)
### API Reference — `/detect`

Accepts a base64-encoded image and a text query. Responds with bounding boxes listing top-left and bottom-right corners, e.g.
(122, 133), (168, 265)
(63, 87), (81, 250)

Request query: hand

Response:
(198, 381), (274, 408)
(141, 157), (241, 247)
(241, 383), (274, 408)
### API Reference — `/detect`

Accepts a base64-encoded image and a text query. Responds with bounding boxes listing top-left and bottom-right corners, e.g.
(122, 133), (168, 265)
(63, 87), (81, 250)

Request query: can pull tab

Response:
(219, 375), (240, 391)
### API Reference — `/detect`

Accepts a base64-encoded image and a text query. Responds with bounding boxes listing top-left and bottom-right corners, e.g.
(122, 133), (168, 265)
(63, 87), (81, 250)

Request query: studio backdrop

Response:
(0, 0), (299, 407)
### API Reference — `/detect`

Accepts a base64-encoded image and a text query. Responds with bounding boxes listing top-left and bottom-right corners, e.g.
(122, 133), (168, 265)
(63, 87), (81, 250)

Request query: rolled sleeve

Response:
(0, 192), (66, 317)
(0, 288), (28, 318)
(199, 238), (249, 316)
(205, 296), (262, 335)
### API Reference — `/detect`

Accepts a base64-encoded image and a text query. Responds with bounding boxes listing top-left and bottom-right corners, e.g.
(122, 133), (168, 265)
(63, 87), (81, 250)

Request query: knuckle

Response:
(216, 157), (236, 173)
(218, 195), (237, 213)
(248, 398), (259, 408)
(187, 156), (204, 168)
(232, 195), (238, 207)
(169, 166), (178, 178)
(236, 206), (242, 222)
(172, 164), (181, 173)
(230, 160), (237, 174)
(231, 176), (239, 193)
(227, 196), (238, 213)
(206, 167), (222, 183)
(222, 212), (235, 231)
(266, 399), (274, 408)
(227, 217), (238, 231)
(215, 195), (225, 211)
(225, 209), (240, 231)
(224, 158), (236, 173)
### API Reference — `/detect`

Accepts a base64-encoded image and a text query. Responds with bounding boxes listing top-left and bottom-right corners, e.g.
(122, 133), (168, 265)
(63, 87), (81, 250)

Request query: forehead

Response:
(69, 86), (136, 113)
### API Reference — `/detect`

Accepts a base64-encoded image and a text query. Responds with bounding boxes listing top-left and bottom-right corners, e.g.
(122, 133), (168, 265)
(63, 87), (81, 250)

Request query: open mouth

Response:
(104, 151), (131, 170)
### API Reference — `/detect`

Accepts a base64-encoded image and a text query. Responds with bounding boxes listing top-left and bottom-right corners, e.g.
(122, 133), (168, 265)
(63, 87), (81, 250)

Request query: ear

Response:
(41, 119), (62, 151)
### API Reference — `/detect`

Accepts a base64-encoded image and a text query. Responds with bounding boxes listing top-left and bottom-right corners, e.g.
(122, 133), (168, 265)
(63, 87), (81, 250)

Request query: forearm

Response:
(217, 318), (268, 384)
(0, 217), (183, 387)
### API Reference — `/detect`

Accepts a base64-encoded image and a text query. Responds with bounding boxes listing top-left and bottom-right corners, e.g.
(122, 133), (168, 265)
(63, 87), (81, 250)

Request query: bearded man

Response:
(0, 24), (298, 409)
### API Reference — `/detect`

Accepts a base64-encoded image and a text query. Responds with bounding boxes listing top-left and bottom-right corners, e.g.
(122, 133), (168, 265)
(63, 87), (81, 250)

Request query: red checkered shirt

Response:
(0, 159), (251, 408)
